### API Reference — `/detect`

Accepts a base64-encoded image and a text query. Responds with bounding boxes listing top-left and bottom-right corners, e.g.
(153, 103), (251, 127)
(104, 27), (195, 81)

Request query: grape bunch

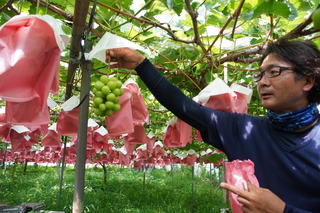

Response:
(92, 75), (124, 117)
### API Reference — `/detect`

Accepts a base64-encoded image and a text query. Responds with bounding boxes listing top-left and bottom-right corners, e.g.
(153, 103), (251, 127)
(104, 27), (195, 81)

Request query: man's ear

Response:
(302, 75), (316, 92)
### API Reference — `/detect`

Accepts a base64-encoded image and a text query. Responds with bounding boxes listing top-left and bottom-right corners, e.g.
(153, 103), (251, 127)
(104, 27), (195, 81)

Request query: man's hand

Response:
(105, 48), (146, 70)
(220, 182), (286, 213)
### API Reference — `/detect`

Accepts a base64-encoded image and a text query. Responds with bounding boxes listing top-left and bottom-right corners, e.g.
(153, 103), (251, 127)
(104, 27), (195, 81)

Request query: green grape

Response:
(105, 109), (113, 116)
(94, 81), (104, 90)
(100, 75), (109, 84)
(94, 108), (103, 116)
(115, 80), (122, 88)
(113, 97), (120, 104)
(112, 103), (121, 112)
(105, 101), (115, 109)
(107, 81), (116, 90)
(95, 90), (104, 98)
(99, 103), (107, 112)
(101, 85), (110, 95)
(93, 97), (104, 105)
(92, 76), (125, 117)
(106, 93), (116, 102)
(92, 101), (98, 109)
(112, 88), (122, 96)
(109, 76), (118, 81)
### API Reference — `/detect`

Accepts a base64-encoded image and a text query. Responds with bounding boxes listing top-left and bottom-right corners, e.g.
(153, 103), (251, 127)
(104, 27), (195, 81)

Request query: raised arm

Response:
(105, 47), (208, 133)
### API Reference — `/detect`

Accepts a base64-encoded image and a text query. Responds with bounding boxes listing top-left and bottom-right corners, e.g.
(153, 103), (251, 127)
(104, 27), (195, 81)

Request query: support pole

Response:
(64, 0), (91, 212)
(65, 0), (91, 100)
(59, 136), (68, 206)
(191, 164), (195, 213)
(72, 58), (91, 213)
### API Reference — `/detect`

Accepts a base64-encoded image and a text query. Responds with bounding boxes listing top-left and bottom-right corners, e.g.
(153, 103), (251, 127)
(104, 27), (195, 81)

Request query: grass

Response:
(0, 163), (230, 213)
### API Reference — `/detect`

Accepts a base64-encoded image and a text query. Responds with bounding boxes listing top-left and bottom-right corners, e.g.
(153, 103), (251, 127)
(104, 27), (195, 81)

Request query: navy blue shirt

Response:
(136, 58), (320, 213)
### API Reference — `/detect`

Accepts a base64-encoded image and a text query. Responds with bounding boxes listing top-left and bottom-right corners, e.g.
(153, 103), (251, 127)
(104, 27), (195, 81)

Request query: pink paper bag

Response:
(127, 122), (147, 145)
(5, 99), (51, 127)
(225, 159), (260, 213)
(184, 154), (197, 166)
(163, 118), (192, 148)
(0, 17), (61, 113)
(233, 91), (248, 114)
(9, 129), (31, 152)
(203, 93), (236, 113)
(123, 135), (136, 155)
(119, 151), (131, 166)
(146, 134), (156, 153)
(152, 144), (165, 158)
(56, 108), (80, 136)
(136, 148), (148, 160)
(106, 87), (134, 136)
(41, 129), (62, 147)
(126, 83), (149, 123)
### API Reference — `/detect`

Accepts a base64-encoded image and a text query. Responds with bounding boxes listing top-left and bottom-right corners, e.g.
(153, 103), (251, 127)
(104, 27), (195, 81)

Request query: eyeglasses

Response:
(252, 66), (295, 82)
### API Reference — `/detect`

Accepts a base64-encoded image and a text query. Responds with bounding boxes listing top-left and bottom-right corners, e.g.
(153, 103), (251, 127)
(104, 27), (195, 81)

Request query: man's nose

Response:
(258, 73), (271, 86)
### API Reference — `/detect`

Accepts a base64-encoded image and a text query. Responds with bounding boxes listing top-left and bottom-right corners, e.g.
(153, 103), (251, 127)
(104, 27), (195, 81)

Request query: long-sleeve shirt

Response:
(135, 58), (320, 213)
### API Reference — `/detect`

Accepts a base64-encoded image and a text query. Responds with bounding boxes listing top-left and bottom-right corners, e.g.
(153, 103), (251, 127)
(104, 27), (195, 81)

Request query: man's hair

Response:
(260, 39), (320, 104)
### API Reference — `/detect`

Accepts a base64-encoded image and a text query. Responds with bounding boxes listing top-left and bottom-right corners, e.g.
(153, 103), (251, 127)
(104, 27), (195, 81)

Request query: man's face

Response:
(258, 53), (310, 114)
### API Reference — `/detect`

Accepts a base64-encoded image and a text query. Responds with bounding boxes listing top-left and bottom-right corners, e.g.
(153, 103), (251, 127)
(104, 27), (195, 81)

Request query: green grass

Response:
(0, 164), (229, 213)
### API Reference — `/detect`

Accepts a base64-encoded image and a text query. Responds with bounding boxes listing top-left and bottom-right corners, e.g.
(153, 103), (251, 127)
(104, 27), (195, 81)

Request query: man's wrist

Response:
(135, 57), (148, 70)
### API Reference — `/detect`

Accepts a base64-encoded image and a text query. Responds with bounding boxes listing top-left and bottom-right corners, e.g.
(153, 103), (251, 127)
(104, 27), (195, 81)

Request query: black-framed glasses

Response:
(252, 66), (295, 82)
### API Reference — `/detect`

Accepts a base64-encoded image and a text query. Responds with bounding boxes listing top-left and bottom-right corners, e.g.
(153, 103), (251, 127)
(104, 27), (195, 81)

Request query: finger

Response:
(107, 64), (119, 69)
(246, 182), (258, 192)
(106, 48), (120, 58)
(220, 182), (243, 195)
(237, 195), (249, 206)
(105, 55), (119, 64)
(243, 181), (248, 191)
(106, 57), (118, 63)
(107, 48), (126, 57)
(105, 49), (115, 59)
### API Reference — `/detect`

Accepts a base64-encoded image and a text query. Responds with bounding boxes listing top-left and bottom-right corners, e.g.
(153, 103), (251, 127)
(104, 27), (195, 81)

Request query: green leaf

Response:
(0, 10), (15, 25)
(0, 0), (7, 7)
(28, 3), (37, 14)
(243, 0), (293, 20)
(191, 2), (199, 11)
(159, 0), (183, 15)
(65, 5), (75, 15)
(199, 153), (225, 164)
(166, 0), (173, 10)
(172, 0), (184, 16)
(206, 14), (222, 26)
(285, 1), (298, 21)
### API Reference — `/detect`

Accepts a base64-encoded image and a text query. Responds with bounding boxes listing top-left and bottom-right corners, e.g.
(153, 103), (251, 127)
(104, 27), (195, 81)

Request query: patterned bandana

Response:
(267, 103), (319, 132)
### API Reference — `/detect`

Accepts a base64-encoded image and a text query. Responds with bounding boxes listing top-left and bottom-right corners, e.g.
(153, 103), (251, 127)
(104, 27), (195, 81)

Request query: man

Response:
(105, 39), (320, 213)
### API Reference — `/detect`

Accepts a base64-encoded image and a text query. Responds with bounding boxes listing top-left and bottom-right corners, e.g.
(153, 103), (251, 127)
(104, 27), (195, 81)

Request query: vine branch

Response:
(231, 0), (245, 38)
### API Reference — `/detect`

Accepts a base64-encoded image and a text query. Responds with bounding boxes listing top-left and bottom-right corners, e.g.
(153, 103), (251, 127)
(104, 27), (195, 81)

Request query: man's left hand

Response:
(220, 182), (285, 213)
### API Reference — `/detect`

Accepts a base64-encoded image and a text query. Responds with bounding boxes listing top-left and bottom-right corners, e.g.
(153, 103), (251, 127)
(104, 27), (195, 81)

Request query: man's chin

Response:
(261, 102), (274, 111)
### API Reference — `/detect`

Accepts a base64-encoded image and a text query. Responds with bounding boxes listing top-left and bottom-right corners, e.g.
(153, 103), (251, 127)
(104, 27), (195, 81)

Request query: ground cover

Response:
(0, 164), (229, 213)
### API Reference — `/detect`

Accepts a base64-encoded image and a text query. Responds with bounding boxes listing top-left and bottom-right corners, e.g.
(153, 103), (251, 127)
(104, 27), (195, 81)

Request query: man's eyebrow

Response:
(259, 64), (281, 71)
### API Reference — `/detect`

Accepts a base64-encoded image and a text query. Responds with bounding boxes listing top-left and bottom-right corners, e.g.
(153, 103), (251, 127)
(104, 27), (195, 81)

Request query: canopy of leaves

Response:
(1, 0), (320, 153)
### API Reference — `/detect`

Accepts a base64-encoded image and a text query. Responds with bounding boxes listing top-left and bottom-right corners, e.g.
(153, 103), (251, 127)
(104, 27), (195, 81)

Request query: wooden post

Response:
(72, 58), (91, 213)
(66, 0), (91, 212)
(59, 136), (68, 206)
